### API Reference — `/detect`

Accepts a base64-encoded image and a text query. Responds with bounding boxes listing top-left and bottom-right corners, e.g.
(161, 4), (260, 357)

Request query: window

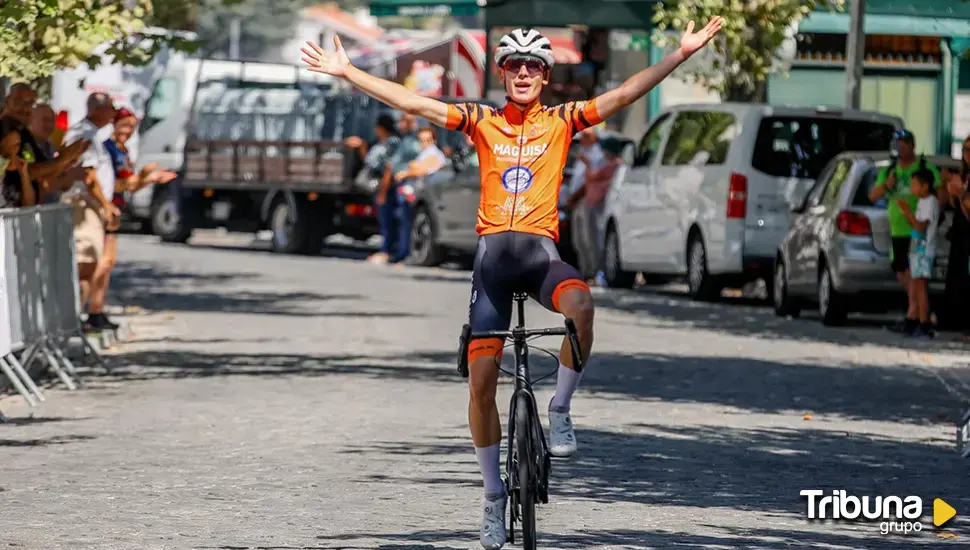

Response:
(750, 116), (896, 180)
(633, 113), (672, 167)
(852, 167), (882, 206)
(660, 111), (737, 166)
(803, 163), (837, 209)
(140, 77), (179, 134)
(821, 159), (853, 208)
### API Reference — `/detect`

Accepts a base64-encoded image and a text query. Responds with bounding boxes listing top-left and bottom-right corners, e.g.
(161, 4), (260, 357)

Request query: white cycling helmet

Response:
(494, 28), (555, 70)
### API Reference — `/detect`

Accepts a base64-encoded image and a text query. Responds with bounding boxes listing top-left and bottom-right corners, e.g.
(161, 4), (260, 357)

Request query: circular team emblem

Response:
(502, 166), (533, 193)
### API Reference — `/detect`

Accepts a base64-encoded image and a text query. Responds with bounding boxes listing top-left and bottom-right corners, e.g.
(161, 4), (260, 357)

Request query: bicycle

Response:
(457, 292), (583, 550)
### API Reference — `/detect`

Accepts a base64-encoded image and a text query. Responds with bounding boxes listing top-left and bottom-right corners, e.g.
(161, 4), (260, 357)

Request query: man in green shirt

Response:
(869, 129), (941, 333)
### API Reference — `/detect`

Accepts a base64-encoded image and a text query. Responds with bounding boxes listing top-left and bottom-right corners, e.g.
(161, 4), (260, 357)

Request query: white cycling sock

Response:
(475, 443), (505, 498)
(549, 363), (584, 412)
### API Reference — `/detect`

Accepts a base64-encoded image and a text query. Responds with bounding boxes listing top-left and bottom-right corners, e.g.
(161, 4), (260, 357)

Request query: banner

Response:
(0, 220), (10, 356)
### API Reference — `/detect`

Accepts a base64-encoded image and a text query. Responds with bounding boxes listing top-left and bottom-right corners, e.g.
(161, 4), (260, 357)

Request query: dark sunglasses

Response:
(503, 57), (545, 76)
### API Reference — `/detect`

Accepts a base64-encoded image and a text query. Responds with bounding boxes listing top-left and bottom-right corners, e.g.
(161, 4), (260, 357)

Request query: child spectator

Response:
(897, 167), (940, 338)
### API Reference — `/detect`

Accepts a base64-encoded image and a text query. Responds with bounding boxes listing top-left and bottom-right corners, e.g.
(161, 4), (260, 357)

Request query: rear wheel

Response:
(268, 197), (325, 255)
(687, 234), (721, 301)
(515, 393), (537, 550)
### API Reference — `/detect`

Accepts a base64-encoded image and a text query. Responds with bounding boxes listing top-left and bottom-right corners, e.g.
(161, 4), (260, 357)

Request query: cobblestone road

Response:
(3, 233), (970, 549)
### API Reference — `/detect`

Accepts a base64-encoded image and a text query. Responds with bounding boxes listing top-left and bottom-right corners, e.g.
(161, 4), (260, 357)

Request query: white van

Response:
(601, 102), (903, 300)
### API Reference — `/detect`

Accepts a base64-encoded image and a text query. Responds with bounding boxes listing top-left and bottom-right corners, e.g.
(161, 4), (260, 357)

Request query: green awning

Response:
(369, 0), (481, 17)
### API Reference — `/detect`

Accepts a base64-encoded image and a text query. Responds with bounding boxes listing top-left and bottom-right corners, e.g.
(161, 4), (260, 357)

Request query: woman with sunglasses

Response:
(301, 19), (723, 549)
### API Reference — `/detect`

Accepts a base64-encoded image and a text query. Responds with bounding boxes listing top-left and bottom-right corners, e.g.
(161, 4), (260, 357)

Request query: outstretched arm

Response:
(592, 18), (723, 121)
(302, 37), (449, 128)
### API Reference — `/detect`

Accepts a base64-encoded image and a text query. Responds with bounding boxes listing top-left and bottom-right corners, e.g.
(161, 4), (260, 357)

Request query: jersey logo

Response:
(502, 166), (534, 193)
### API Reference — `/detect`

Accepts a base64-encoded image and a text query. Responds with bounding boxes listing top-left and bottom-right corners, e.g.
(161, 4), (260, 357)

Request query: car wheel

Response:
(818, 264), (848, 326)
(604, 227), (636, 289)
(772, 260), (802, 318)
(410, 206), (444, 267)
(687, 235), (720, 301)
(268, 197), (322, 255)
(152, 194), (192, 243)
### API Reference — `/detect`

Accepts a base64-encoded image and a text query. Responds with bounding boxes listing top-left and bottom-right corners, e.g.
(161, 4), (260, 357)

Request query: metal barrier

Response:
(0, 204), (110, 413)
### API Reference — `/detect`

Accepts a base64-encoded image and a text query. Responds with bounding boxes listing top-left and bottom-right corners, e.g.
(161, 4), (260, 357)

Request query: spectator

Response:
(566, 127), (606, 279)
(29, 103), (85, 203)
(390, 126), (447, 263)
(0, 83), (87, 205)
(943, 136), (970, 339)
(897, 167), (940, 338)
(1, 120), (33, 207)
(376, 113), (420, 264)
(86, 107), (177, 330)
(348, 114), (401, 265)
(571, 136), (624, 287)
(62, 92), (120, 331)
(868, 129), (941, 333)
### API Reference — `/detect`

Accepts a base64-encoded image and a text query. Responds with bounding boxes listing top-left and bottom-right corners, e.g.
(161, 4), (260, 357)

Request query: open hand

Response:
(153, 170), (178, 184)
(679, 17), (724, 58)
(301, 36), (352, 78)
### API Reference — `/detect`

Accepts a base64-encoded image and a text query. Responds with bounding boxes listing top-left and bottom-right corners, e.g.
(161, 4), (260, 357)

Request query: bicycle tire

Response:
(515, 392), (537, 550)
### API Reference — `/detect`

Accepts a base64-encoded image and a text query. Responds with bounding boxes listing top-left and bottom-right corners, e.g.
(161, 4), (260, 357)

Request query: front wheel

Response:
(410, 206), (444, 266)
(818, 263), (848, 326)
(152, 193), (193, 243)
(604, 227), (636, 289)
(515, 393), (537, 550)
(772, 260), (802, 318)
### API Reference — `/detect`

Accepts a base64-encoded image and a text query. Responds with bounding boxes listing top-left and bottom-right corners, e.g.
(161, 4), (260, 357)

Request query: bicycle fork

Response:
(505, 337), (551, 526)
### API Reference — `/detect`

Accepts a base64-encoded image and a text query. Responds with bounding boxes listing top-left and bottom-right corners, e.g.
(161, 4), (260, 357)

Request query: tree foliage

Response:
(652, 0), (844, 102)
(0, 0), (171, 82)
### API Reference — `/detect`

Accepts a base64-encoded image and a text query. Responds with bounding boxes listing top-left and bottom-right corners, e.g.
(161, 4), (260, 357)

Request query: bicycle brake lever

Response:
(563, 318), (584, 373)
(457, 323), (471, 378)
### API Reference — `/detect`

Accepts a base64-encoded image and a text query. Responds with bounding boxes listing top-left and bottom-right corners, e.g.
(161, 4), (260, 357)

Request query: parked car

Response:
(600, 102), (904, 299)
(408, 128), (635, 267)
(773, 152), (958, 325)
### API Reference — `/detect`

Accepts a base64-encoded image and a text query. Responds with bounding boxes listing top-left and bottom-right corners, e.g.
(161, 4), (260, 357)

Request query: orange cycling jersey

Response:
(445, 99), (604, 242)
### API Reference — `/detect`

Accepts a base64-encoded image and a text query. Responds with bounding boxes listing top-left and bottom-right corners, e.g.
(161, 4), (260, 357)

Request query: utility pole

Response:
(229, 16), (242, 60)
(844, 0), (867, 109)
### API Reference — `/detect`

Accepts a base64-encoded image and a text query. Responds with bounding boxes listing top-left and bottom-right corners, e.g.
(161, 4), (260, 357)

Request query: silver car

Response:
(773, 152), (958, 325)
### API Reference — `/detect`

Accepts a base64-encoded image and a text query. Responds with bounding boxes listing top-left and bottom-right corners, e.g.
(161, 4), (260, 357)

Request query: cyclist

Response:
(301, 19), (722, 549)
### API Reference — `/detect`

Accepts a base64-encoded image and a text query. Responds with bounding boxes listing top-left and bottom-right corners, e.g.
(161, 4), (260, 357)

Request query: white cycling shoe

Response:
(548, 407), (578, 457)
(480, 493), (507, 549)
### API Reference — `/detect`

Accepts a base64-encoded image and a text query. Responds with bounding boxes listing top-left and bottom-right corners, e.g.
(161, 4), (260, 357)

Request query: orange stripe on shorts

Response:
(468, 337), (505, 363)
(551, 279), (590, 312)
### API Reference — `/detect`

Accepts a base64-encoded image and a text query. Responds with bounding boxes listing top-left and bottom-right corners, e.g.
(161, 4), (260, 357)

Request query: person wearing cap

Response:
(869, 129), (942, 334)
(62, 92), (122, 331)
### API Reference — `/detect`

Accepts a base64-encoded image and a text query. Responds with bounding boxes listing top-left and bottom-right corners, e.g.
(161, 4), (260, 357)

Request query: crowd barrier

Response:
(0, 204), (109, 418)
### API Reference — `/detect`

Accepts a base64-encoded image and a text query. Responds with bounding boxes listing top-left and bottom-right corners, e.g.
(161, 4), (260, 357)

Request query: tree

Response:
(0, 0), (182, 83)
(652, 0), (845, 102)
